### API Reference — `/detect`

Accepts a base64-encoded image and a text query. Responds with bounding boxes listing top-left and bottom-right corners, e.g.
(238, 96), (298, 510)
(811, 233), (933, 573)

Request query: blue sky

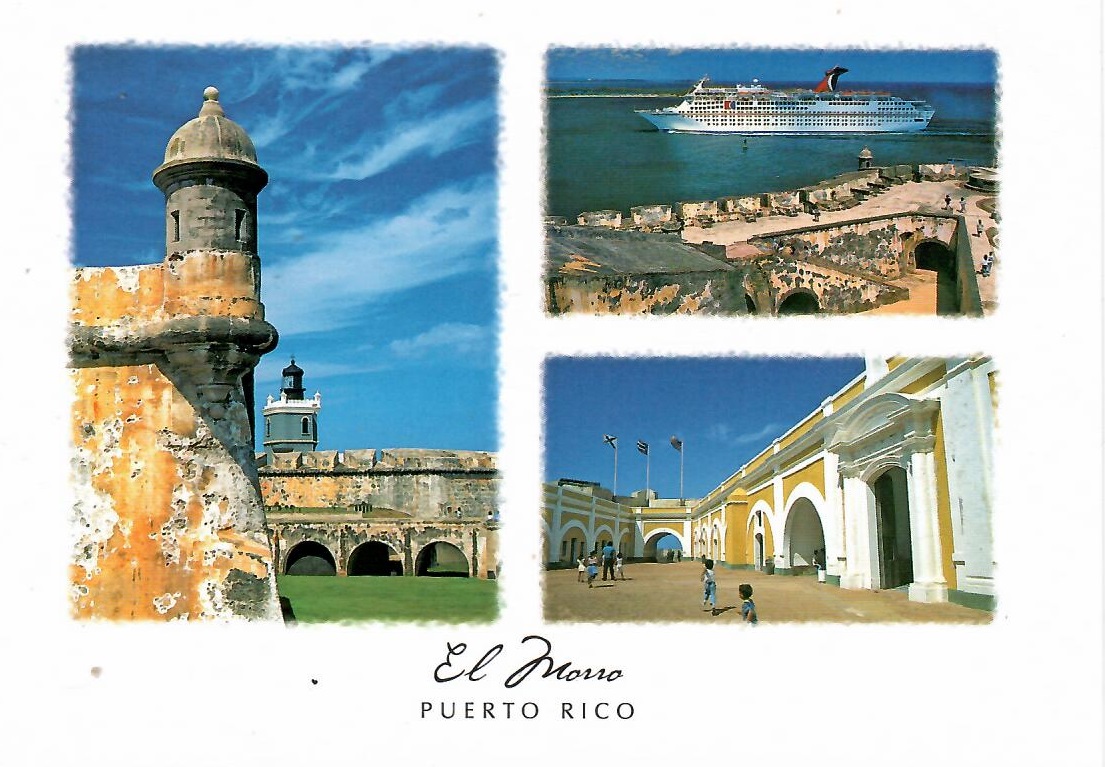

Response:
(72, 46), (499, 452)
(544, 357), (866, 500)
(547, 48), (997, 85)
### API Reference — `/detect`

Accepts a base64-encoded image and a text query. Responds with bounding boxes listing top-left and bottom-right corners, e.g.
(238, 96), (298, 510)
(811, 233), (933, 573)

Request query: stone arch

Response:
(748, 499), (777, 568)
(642, 528), (686, 562)
(783, 497), (826, 574)
(415, 540), (470, 577)
(592, 525), (615, 555)
(556, 520), (590, 564)
(284, 540), (337, 576)
(347, 540), (403, 576)
(614, 527), (633, 556)
(777, 288), (820, 315)
(913, 239), (960, 314)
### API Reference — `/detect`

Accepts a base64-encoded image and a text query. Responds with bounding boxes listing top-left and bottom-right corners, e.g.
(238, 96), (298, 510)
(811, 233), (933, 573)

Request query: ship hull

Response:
(636, 109), (932, 134)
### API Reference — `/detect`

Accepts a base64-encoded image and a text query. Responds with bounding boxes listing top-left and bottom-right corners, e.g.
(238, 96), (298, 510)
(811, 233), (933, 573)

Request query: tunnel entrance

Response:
(914, 240), (959, 315)
(777, 290), (820, 315)
(348, 541), (403, 576)
(415, 541), (470, 577)
(284, 541), (337, 576)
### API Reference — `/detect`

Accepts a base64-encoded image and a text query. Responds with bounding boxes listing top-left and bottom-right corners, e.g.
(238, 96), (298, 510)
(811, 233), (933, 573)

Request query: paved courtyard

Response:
(544, 561), (991, 624)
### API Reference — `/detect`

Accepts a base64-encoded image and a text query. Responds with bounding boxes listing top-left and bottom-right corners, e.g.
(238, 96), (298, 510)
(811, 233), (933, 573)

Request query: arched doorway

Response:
(284, 541), (337, 576)
(415, 541), (470, 577)
(870, 467), (913, 589)
(347, 541), (403, 576)
(785, 498), (825, 575)
(914, 240), (959, 315)
(755, 533), (764, 570)
(777, 289), (820, 315)
(643, 531), (683, 562)
(745, 293), (758, 315)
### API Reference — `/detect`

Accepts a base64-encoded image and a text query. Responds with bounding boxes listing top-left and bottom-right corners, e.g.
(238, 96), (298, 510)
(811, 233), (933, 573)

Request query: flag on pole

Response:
(637, 440), (649, 455)
(670, 436), (682, 451)
(603, 434), (617, 447)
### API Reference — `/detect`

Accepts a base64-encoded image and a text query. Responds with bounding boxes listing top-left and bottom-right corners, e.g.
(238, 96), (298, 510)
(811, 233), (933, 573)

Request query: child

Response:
(586, 555), (599, 588)
(577, 554), (586, 583)
(702, 559), (717, 612)
(614, 552), (625, 580)
(739, 583), (758, 624)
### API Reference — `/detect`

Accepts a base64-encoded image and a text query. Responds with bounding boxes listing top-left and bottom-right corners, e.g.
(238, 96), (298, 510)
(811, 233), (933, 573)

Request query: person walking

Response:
(614, 552), (625, 581)
(958, 196), (967, 213)
(702, 559), (717, 614)
(739, 583), (758, 624)
(576, 554), (587, 583)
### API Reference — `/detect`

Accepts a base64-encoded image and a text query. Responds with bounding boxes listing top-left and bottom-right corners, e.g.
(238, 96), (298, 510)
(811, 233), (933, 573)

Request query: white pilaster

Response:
(906, 450), (949, 603)
(839, 474), (871, 589)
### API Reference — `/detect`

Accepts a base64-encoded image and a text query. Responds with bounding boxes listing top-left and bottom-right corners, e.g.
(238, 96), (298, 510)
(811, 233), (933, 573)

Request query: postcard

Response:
(0, 2), (1101, 765)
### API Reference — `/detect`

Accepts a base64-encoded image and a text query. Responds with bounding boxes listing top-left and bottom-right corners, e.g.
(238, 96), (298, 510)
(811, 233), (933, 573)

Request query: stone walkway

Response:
(544, 561), (991, 624)
(680, 178), (999, 315)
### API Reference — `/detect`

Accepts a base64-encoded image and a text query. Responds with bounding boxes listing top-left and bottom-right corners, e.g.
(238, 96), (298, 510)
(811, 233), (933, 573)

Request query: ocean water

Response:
(545, 80), (998, 219)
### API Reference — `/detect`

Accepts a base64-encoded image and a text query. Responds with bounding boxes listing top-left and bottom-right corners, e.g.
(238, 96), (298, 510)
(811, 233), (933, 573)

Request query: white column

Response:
(821, 451), (843, 577)
(839, 474), (870, 590)
(906, 450), (949, 603)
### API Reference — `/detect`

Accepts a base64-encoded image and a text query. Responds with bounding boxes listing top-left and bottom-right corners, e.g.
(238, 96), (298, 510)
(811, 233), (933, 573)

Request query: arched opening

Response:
(785, 498), (825, 575)
(744, 293), (758, 315)
(755, 532), (764, 570)
(284, 541), (337, 576)
(914, 240), (959, 315)
(347, 541), (403, 576)
(870, 467), (914, 589)
(777, 289), (820, 315)
(415, 541), (470, 577)
(643, 531), (683, 563)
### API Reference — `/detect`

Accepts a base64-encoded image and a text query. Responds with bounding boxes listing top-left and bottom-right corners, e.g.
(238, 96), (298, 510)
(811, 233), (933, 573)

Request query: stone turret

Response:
(69, 87), (281, 621)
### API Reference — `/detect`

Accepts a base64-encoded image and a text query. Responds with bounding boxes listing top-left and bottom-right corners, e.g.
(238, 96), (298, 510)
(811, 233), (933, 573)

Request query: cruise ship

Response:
(635, 67), (935, 134)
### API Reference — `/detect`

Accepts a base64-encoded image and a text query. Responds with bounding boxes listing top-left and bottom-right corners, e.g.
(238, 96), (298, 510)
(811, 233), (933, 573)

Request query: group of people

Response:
(576, 542), (625, 588)
(978, 251), (995, 277)
(701, 558), (758, 624)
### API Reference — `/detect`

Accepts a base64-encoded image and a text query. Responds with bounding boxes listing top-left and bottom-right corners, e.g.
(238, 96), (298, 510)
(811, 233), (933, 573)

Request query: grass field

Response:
(277, 575), (499, 624)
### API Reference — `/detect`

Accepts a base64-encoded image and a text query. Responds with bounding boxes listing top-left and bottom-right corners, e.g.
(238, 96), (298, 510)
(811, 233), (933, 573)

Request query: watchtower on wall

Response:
(263, 359), (322, 453)
(69, 87), (281, 620)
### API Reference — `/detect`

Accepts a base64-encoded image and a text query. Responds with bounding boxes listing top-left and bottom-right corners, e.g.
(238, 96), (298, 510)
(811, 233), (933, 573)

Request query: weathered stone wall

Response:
(755, 214), (958, 281)
(765, 257), (906, 313)
(258, 449), (498, 520)
(547, 268), (758, 315)
(70, 257), (279, 621)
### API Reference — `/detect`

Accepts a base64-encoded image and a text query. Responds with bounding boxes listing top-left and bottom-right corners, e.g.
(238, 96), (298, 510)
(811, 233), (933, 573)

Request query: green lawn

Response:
(276, 575), (499, 624)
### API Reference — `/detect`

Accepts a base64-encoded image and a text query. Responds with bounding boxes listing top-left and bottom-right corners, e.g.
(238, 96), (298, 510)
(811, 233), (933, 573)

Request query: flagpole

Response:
(613, 441), (618, 497)
(646, 450), (650, 498)
(670, 436), (684, 503)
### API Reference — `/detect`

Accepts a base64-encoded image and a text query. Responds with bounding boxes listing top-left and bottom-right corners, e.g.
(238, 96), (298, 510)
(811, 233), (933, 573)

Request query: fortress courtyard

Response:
(544, 560), (991, 624)
(681, 177), (999, 315)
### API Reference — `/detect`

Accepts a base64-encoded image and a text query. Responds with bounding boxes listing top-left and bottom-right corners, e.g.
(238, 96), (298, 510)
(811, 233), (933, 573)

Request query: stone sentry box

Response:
(69, 87), (282, 620)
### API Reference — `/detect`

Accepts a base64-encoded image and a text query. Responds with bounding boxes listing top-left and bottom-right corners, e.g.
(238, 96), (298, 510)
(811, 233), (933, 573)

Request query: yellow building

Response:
(543, 356), (996, 608)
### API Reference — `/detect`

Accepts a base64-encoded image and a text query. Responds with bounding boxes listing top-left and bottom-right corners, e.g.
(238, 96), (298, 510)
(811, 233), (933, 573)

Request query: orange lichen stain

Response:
(70, 362), (270, 620)
(164, 252), (260, 319)
(71, 265), (164, 327)
(559, 254), (602, 275)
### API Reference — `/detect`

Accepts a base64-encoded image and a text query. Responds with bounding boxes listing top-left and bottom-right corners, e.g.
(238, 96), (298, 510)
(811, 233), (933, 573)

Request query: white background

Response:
(0, 2), (1101, 764)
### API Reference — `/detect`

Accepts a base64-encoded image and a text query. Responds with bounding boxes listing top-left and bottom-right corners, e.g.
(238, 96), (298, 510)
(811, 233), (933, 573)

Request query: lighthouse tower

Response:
(263, 359), (322, 453)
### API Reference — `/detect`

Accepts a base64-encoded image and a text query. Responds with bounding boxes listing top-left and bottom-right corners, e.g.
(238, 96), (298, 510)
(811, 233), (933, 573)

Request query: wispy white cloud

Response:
(253, 356), (390, 389)
(387, 323), (493, 361)
(708, 421), (782, 447)
(261, 175), (496, 336)
(322, 98), (495, 181)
